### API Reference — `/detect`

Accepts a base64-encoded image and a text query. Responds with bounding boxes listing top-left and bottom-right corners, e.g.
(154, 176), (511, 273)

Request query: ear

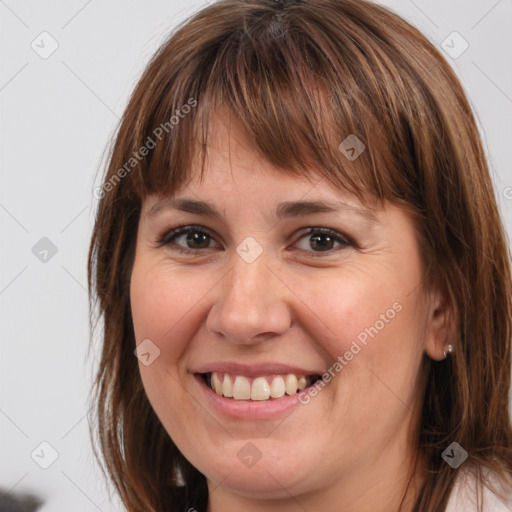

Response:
(424, 283), (456, 361)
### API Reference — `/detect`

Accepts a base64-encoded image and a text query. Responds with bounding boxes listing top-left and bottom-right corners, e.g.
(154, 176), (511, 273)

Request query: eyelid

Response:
(157, 224), (354, 256)
(157, 224), (217, 247)
(292, 226), (353, 256)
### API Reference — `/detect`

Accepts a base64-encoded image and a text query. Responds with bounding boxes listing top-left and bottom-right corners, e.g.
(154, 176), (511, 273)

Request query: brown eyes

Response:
(158, 225), (352, 257)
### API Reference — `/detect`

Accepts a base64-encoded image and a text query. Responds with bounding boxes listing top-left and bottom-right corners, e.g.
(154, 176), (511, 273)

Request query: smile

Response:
(200, 372), (323, 401)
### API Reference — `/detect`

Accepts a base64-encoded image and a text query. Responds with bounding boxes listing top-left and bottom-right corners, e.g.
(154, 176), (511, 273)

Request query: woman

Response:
(87, 0), (512, 510)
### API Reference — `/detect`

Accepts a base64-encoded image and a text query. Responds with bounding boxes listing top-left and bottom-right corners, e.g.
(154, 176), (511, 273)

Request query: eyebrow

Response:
(146, 197), (379, 224)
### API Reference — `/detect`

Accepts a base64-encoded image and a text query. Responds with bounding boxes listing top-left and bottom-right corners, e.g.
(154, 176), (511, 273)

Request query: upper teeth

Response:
(210, 372), (310, 400)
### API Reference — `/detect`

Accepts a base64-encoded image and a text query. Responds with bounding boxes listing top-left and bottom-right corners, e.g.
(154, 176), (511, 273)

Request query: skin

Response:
(130, 113), (452, 512)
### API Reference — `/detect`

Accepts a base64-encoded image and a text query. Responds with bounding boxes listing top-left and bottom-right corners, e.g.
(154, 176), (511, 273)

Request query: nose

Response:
(205, 250), (292, 346)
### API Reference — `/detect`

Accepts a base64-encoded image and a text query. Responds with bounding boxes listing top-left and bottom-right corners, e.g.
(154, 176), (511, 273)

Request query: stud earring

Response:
(443, 344), (454, 359)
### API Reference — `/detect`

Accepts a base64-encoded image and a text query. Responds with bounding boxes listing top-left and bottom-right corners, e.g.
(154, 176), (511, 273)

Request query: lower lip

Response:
(194, 374), (306, 420)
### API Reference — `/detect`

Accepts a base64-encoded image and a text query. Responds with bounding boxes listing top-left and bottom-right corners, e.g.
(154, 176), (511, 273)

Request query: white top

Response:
(445, 465), (512, 511)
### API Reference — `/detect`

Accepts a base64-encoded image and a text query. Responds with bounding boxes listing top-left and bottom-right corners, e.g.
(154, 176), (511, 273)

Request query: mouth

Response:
(197, 372), (323, 401)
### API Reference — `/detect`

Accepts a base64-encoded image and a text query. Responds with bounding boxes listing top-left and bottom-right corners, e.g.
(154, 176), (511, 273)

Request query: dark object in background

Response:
(0, 490), (43, 512)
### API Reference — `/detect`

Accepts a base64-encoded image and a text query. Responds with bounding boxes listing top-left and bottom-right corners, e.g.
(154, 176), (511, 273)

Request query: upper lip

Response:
(191, 362), (323, 378)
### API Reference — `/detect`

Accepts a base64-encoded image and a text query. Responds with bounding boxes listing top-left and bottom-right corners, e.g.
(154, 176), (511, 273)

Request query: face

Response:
(130, 115), (439, 503)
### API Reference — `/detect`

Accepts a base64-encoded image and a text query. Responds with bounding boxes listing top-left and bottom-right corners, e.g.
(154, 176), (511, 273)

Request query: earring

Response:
(443, 344), (454, 359)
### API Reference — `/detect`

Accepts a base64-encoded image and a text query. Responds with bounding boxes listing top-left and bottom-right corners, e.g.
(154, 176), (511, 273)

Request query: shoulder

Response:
(445, 464), (512, 511)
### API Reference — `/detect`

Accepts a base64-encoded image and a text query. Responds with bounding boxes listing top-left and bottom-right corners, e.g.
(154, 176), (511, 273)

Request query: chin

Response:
(206, 463), (308, 499)
(192, 440), (317, 499)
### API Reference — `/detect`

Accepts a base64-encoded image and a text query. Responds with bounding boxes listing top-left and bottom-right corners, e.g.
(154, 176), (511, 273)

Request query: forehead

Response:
(142, 112), (384, 224)
(162, 112), (336, 197)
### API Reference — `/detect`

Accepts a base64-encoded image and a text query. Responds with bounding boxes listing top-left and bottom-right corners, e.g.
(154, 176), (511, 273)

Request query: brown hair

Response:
(87, 0), (512, 510)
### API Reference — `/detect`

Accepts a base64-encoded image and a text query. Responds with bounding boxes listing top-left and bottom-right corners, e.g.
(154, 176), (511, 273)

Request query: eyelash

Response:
(157, 224), (353, 257)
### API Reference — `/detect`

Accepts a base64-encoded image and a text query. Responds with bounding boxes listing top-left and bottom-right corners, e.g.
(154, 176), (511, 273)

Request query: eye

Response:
(157, 225), (352, 257)
(157, 225), (216, 254)
(293, 227), (352, 257)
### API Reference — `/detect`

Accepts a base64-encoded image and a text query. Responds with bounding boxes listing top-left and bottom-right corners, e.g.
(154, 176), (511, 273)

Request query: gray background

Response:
(1, 0), (511, 510)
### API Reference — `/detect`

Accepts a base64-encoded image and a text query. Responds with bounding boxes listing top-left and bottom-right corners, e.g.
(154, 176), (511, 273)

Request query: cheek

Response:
(130, 261), (218, 365)
(287, 260), (427, 413)
(287, 268), (409, 360)
(130, 252), (426, 367)
(129, 262), (208, 431)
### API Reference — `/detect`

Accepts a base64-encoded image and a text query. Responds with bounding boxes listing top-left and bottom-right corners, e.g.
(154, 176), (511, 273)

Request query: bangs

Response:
(124, 1), (424, 214)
